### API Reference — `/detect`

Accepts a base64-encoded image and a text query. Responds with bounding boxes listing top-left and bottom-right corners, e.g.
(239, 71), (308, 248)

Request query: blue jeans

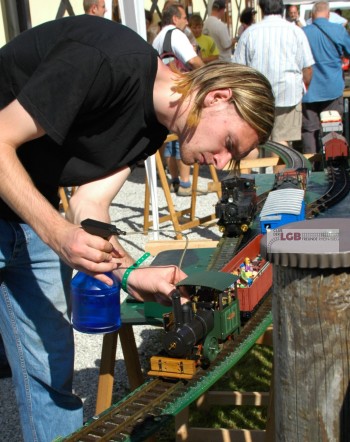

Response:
(164, 140), (181, 159)
(0, 221), (83, 441)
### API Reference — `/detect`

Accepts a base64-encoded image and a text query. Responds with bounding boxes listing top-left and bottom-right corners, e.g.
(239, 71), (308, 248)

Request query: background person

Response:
(203, 0), (236, 62)
(302, 1), (350, 153)
(189, 14), (219, 64)
(233, 0), (314, 171)
(237, 7), (257, 37)
(83, 0), (106, 17)
(153, 2), (204, 196)
(286, 4), (305, 27)
(0, 15), (275, 441)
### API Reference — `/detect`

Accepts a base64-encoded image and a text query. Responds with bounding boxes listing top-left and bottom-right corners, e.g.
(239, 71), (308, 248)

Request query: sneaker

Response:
(170, 182), (180, 193)
(177, 185), (208, 197)
(196, 187), (208, 195)
(177, 185), (192, 196)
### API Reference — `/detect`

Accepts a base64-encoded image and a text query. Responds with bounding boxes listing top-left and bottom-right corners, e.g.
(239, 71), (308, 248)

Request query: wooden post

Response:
(261, 219), (350, 441)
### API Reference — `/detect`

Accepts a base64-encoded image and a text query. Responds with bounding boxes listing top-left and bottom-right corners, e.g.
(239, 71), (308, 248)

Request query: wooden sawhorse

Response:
(144, 148), (222, 240)
(95, 324), (144, 415)
(95, 299), (165, 415)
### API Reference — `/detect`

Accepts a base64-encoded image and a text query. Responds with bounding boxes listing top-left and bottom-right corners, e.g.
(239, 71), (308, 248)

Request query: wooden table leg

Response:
(119, 324), (144, 390)
(95, 331), (119, 415)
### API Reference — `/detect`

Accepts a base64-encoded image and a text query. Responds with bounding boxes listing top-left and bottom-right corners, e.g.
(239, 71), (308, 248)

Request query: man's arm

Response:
(202, 53), (219, 63)
(0, 99), (188, 300)
(187, 55), (205, 69)
(171, 29), (204, 70)
(302, 66), (313, 88)
(222, 37), (237, 51)
(66, 166), (133, 268)
(0, 99), (123, 284)
(67, 165), (189, 302)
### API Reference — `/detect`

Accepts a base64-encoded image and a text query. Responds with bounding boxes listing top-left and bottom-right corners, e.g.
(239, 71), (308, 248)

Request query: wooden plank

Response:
(178, 427), (266, 442)
(196, 391), (270, 408)
(145, 239), (219, 256)
(222, 153), (321, 171)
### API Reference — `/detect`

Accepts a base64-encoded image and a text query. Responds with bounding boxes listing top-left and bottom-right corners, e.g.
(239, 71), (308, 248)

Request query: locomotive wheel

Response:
(203, 335), (220, 362)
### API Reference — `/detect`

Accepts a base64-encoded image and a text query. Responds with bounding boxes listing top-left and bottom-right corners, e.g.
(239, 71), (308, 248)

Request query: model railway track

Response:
(254, 141), (311, 212)
(61, 292), (272, 442)
(306, 160), (350, 218)
(263, 140), (310, 170)
(206, 236), (243, 270)
(255, 145), (349, 220)
(61, 144), (347, 442)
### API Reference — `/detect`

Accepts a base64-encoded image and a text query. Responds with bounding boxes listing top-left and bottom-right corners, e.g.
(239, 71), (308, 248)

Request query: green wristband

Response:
(121, 252), (151, 293)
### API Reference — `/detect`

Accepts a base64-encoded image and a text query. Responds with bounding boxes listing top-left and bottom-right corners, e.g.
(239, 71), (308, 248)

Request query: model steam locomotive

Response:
(215, 176), (257, 237)
(148, 235), (272, 380)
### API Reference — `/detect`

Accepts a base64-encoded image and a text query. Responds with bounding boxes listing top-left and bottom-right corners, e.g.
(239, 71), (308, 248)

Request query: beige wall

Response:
(1, 0), (241, 47)
(0, 0), (84, 46)
(29, 0), (84, 26)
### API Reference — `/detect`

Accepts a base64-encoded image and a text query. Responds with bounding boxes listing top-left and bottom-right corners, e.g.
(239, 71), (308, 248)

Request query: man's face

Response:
(289, 6), (299, 20)
(189, 23), (203, 38)
(179, 101), (259, 170)
(173, 8), (188, 31)
(93, 0), (107, 17)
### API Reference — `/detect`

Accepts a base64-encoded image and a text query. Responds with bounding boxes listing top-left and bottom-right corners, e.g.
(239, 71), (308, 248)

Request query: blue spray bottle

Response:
(70, 219), (126, 334)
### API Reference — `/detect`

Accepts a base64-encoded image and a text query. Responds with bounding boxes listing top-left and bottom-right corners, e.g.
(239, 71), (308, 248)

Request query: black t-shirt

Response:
(0, 15), (168, 221)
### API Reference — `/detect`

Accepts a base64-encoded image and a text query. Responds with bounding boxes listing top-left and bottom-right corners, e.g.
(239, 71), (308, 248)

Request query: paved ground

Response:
(0, 164), (226, 441)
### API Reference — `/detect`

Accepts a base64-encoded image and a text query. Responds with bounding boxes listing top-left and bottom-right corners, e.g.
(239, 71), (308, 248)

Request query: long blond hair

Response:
(173, 61), (275, 145)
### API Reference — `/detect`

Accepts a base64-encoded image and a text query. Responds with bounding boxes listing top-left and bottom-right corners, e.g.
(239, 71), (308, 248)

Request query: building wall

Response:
(1, 1), (243, 47)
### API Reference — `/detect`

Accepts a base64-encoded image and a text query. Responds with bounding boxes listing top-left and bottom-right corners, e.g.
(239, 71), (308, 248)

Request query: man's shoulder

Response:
(312, 18), (346, 36)
(204, 16), (216, 25)
(204, 16), (223, 29)
(153, 25), (176, 49)
(155, 25), (176, 38)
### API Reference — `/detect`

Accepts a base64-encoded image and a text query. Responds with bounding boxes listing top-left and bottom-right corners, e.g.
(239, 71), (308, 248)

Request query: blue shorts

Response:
(163, 140), (181, 160)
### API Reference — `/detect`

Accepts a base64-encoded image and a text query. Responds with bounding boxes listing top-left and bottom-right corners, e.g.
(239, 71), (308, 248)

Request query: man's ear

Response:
(203, 89), (233, 106)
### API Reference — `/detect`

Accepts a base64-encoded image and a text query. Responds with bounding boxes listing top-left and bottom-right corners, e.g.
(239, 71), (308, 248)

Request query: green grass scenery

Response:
(156, 343), (273, 440)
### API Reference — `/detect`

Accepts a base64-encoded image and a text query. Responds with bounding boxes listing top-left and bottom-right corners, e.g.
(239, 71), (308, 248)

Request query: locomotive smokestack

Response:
(171, 290), (183, 328)
(182, 302), (193, 324)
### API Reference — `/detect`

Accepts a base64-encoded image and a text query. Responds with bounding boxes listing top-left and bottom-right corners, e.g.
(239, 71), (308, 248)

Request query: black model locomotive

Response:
(215, 176), (257, 237)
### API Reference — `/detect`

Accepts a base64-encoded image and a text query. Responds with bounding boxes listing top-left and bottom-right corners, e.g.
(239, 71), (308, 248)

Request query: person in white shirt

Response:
(233, 0), (314, 171)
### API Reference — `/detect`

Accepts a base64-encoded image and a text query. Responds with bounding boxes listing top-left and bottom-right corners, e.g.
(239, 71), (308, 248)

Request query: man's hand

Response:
(124, 265), (189, 305)
(53, 222), (125, 285)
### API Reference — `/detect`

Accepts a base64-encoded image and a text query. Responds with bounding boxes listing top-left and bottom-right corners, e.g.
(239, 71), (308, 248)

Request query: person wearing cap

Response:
(237, 7), (257, 37)
(203, 0), (236, 61)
